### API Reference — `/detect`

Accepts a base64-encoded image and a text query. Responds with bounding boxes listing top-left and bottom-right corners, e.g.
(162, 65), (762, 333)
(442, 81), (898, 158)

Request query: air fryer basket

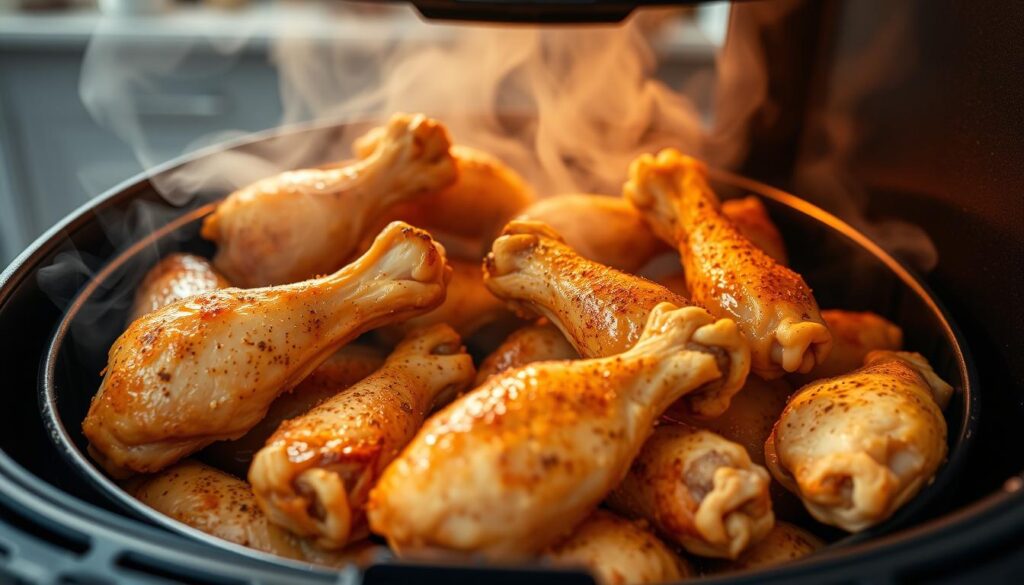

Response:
(0, 118), (994, 583)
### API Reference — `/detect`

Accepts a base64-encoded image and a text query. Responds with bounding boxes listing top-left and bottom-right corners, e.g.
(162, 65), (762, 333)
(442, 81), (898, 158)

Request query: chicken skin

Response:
(475, 322), (578, 384)
(646, 196), (786, 300)
(367, 302), (749, 560)
(201, 113), (456, 287)
(359, 143), (534, 245)
(705, 521), (823, 573)
(545, 510), (694, 585)
(766, 351), (952, 532)
(789, 310), (903, 386)
(664, 376), (792, 466)
(721, 196), (788, 266)
(202, 344), (386, 477)
(376, 259), (514, 345)
(129, 253), (231, 322)
(608, 424), (774, 559)
(516, 194), (668, 272)
(84, 222), (450, 476)
(128, 460), (370, 567)
(250, 325), (475, 550)
(624, 150), (831, 379)
(484, 220), (748, 417)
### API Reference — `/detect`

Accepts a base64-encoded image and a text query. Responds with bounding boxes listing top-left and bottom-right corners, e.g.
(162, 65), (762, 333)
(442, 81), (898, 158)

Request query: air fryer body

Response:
(0, 0), (1022, 583)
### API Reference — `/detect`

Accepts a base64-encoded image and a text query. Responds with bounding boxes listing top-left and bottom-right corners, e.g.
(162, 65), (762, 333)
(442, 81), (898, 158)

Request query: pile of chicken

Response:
(83, 114), (953, 584)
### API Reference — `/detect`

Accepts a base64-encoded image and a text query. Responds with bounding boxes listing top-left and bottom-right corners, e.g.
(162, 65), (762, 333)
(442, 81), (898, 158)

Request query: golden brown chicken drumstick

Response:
(375, 260), (514, 346)
(83, 222), (450, 476)
(624, 150), (831, 379)
(367, 302), (749, 560)
(201, 113), (456, 287)
(357, 143), (534, 245)
(516, 194), (668, 272)
(646, 195), (788, 299)
(484, 220), (748, 417)
(128, 460), (379, 567)
(202, 344), (386, 477)
(766, 351), (952, 532)
(789, 310), (903, 386)
(608, 423), (774, 559)
(250, 325), (475, 550)
(720, 196), (788, 266)
(544, 510), (695, 585)
(664, 376), (792, 467)
(474, 322), (578, 384)
(129, 253), (231, 322)
(704, 521), (823, 573)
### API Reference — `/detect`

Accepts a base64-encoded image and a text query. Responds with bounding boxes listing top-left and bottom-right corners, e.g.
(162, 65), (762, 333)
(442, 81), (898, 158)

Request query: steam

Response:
(77, 4), (751, 200)
(44, 0), (939, 330)
(37, 200), (194, 364)
(791, 1), (938, 271)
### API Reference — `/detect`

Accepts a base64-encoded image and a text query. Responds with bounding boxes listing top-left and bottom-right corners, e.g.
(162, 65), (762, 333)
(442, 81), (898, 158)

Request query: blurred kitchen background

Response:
(0, 0), (730, 267)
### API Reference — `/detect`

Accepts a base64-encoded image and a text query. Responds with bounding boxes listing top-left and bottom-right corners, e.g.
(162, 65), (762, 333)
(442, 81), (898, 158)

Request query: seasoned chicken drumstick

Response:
(664, 376), (792, 467)
(544, 510), (694, 585)
(484, 220), (748, 416)
(129, 460), (374, 567)
(201, 113), (456, 287)
(516, 194), (668, 272)
(789, 310), (903, 385)
(357, 143), (535, 244)
(367, 302), (749, 560)
(721, 196), (788, 266)
(202, 344), (386, 477)
(84, 222), (450, 476)
(624, 150), (831, 378)
(376, 259), (513, 345)
(475, 322), (578, 384)
(608, 424), (774, 559)
(766, 351), (951, 532)
(250, 325), (475, 550)
(705, 521), (823, 573)
(129, 253), (231, 322)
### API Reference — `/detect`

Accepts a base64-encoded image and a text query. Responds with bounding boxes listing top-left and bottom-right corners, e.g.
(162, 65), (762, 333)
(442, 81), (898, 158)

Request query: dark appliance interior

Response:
(1, 1), (1023, 584)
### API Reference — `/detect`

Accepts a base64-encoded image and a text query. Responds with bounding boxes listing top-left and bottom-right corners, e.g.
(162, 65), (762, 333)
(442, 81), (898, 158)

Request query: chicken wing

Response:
(608, 424), (774, 559)
(357, 140), (534, 244)
(516, 194), (668, 272)
(129, 253), (231, 322)
(83, 222), (450, 476)
(367, 302), (749, 560)
(544, 509), (694, 585)
(484, 220), (747, 416)
(376, 259), (515, 346)
(624, 150), (831, 379)
(765, 351), (952, 532)
(201, 113), (456, 287)
(201, 344), (386, 477)
(789, 310), (903, 386)
(250, 325), (475, 550)
(721, 196), (788, 266)
(128, 460), (375, 566)
(705, 521), (823, 573)
(475, 322), (578, 385)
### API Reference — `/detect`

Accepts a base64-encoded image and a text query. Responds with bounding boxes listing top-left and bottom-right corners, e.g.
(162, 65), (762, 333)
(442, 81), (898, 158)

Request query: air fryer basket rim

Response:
(0, 115), (1002, 582)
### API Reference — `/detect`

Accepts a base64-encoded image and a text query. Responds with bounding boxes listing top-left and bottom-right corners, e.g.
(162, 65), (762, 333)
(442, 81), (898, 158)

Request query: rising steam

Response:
(78, 4), (753, 201)
(49, 0), (937, 332)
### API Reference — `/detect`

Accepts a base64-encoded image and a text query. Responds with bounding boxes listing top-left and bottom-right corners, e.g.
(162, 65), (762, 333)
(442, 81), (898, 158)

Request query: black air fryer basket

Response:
(0, 120), (1022, 584)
